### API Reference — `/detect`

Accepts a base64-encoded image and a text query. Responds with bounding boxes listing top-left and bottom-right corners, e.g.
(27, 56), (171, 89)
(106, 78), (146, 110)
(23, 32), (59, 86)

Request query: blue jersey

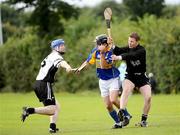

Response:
(86, 48), (120, 80)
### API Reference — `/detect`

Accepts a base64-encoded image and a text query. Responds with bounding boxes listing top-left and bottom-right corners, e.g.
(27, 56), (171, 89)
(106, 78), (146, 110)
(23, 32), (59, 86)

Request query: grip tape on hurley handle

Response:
(106, 19), (111, 28)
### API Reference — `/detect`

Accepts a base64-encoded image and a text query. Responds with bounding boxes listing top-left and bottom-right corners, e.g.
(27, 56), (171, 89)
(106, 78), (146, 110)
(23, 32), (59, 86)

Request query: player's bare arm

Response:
(75, 61), (89, 74)
(59, 60), (76, 73)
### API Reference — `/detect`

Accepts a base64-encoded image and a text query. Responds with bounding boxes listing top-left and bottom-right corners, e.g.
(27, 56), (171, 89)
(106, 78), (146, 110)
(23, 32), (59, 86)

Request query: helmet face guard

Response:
(96, 38), (107, 45)
(96, 34), (108, 45)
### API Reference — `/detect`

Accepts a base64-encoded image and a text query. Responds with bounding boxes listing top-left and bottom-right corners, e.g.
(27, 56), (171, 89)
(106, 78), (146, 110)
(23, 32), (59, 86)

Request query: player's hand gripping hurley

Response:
(104, 7), (116, 78)
(104, 7), (113, 48)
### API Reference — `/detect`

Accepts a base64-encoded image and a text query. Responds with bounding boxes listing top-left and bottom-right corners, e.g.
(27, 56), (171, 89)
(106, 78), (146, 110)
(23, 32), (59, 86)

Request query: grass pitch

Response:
(0, 92), (180, 135)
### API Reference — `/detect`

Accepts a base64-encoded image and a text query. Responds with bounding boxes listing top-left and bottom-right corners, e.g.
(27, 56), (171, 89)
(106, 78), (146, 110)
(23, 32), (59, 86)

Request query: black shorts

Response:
(125, 73), (150, 88)
(33, 80), (56, 106)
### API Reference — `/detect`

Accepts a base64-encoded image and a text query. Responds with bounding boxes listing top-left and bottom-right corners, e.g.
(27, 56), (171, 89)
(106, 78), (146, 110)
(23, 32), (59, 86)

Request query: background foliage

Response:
(0, 0), (179, 93)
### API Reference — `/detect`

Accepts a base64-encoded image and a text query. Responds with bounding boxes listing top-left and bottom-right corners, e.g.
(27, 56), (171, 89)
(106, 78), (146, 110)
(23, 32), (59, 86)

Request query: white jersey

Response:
(36, 51), (64, 83)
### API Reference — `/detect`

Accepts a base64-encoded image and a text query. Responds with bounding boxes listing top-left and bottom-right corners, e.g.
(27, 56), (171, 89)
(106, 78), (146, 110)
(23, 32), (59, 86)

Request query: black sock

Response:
(27, 108), (35, 114)
(50, 123), (56, 130)
(141, 114), (148, 121)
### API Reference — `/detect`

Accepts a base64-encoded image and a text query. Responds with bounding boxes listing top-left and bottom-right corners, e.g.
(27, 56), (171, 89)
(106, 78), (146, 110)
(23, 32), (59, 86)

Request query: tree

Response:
(1, 4), (28, 42)
(5, 0), (79, 37)
(123, 0), (165, 19)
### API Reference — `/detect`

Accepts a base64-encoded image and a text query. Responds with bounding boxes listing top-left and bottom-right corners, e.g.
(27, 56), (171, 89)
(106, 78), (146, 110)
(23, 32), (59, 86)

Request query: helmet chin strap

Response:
(57, 50), (65, 55)
(54, 49), (65, 55)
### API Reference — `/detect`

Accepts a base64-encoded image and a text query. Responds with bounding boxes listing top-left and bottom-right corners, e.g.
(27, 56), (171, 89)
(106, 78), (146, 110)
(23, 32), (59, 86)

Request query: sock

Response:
(109, 110), (120, 123)
(50, 123), (56, 130)
(141, 114), (148, 121)
(27, 108), (35, 114)
(121, 108), (129, 117)
(125, 108), (130, 116)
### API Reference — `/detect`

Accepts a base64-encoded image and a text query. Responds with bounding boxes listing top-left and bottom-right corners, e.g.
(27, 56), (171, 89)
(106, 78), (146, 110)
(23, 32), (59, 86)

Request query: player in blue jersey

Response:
(76, 34), (131, 129)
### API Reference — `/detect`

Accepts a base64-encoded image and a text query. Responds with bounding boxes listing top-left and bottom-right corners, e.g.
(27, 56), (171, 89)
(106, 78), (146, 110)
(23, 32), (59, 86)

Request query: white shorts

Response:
(99, 77), (120, 97)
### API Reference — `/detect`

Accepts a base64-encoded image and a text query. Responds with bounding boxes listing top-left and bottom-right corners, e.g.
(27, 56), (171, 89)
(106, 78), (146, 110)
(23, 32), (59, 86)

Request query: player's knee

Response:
(44, 105), (56, 115)
(51, 105), (57, 114)
(110, 99), (117, 105)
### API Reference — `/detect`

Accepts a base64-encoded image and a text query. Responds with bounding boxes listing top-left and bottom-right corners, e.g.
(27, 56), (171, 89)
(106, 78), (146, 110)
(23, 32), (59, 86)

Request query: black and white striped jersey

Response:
(36, 51), (64, 83)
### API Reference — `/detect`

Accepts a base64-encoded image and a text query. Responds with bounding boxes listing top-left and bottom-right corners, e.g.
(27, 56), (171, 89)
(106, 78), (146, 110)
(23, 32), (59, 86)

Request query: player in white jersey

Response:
(21, 39), (76, 133)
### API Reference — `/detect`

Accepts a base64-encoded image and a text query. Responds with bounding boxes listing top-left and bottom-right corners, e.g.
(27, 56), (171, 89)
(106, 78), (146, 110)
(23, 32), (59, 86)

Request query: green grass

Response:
(0, 92), (180, 135)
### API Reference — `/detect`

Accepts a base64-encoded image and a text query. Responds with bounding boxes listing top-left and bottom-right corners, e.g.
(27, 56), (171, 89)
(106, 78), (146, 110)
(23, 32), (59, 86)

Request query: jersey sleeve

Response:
(113, 46), (129, 55)
(86, 48), (97, 65)
(86, 51), (96, 65)
(121, 46), (145, 60)
(54, 55), (64, 68)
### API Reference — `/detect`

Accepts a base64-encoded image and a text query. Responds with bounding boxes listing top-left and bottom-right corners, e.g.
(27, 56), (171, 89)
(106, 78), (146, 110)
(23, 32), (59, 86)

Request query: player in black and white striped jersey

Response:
(21, 39), (76, 133)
